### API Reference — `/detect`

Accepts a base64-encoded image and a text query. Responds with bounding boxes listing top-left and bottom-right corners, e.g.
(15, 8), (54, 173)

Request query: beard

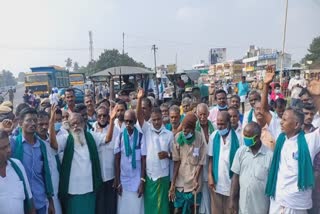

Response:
(98, 122), (108, 128)
(71, 128), (86, 146)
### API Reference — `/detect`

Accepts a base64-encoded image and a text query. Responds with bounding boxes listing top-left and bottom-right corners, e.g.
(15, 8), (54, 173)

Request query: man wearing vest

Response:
(0, 130), (33, 214)
(262, 66), (320, 213)
(10, 107), (55, 214)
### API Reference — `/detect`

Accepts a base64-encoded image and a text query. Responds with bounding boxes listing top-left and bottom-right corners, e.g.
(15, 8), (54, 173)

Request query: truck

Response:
(69, 72), (86, 90)
(24, 66), (70, 97)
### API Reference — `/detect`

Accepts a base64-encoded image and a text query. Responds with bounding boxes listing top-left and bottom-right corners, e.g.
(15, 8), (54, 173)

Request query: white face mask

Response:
(295, 75), (300, 79)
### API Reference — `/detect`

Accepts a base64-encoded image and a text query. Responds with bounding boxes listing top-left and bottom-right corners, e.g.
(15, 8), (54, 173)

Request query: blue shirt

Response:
(10, 136), (47, 209)
(237, 82), (249, 96)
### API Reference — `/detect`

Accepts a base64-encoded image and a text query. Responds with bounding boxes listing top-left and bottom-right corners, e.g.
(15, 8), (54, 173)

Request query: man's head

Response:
(196, 103), (209, 126)
(37, 111), (50, 139)
(65, 88), (76, 107)
(142, 97), (152, 121)
(124, 110), (137, 132)
(248, 90), (261, 108)
(169, 105), (181, 129)
(228, 107), (240, 129)
(274, 98), (287, 118)
(129, 92), (137, 101)
(230, 95), (240, 110)
(181, 97), (192, 114)
(69, 113), (86, 145)
(84, 95), (95, 111)
(151, 108), (163, 130)
(216, 111), (230, 133)
(181, 112), (197, 137)
(160, 103), (170, 124)
(96, 105), (108, 128)
(19, 107), (38, 135)
(299, 88), (312, 105)
(295, 71), (301, 79)
(241, 76), (246, 83)
(281, 108), (304, 135)
(302, 103), (316, 126)
(274, 83), (281, 94)
(0, 106), (14, 122)
(15, 103), (30, 121)
(0, 131), (10, 164)
(253, 102), (265, 124)
(74, 104), (88, 123)
(243, 122), (262, 148)
(116, 100), (127, 122)
(215, 89), (227, 107)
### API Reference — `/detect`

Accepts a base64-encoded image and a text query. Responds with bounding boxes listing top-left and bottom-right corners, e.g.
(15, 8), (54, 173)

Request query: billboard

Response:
(209, 48), (227, 65)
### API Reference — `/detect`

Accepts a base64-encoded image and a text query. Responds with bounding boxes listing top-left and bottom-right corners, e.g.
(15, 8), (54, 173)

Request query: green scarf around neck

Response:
(177, 131), (196, 146)
(248, 108), (254, 123)
(59, 132), (102, 199)
(212, 129), (239, 184)
(123, 127), (140, 169)
(196, 120), (215, 136)
(13, 132), (54, 198)
(9, 158), (32, 214)
(265, 131), (314, 198)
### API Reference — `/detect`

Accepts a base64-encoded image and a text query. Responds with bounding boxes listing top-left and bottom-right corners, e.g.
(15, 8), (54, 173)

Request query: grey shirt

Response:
(231, 144), (273, 214)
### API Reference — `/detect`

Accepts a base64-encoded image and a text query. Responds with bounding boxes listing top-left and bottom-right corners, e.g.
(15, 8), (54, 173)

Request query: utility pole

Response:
(89, 31), (94, 62)
(279, 0), (289, 90)
(122, 32), (125, 55)
(152, 44), (159, 100)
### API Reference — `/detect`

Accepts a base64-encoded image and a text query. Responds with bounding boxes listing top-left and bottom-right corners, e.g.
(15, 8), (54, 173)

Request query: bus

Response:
(25, 66), (70, 97)
(69, 72), (86, 89)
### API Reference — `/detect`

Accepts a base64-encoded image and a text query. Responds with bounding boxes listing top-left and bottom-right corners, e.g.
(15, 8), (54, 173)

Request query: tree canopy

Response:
(303, 36), (320, 67)
(0, 70), (17, 87)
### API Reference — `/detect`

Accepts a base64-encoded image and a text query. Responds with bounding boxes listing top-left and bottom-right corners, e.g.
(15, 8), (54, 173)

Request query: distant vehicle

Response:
(58, 87), (84, 104)
(24, 66), (70, 97)
(69, 72), (86, 90)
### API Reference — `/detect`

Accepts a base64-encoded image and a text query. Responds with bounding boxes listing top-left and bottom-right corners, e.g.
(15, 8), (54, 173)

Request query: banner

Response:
(209, 48), (227, 64)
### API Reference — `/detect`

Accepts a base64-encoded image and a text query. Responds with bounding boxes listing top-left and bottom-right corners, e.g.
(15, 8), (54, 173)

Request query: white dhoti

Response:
(199, 181), (211, 214)
(269, 200), (307, 214)
(52, 196), (62, 214)
(118, 190), (144, 214)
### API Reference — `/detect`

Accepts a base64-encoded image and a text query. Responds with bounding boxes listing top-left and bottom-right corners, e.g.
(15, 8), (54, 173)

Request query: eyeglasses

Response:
(124, 120), (135, 124)
(98, 114), (108, 118)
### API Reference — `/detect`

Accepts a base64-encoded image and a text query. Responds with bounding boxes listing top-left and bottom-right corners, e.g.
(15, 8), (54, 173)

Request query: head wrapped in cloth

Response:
(182, 112), (197, 130)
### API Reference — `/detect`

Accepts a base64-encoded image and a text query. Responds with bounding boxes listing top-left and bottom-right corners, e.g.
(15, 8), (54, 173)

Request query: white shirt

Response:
(313, 112), (320, 128)
(288, 77), (307, 99)
(242, 108), (256, 129)
(141, 122), (173, 181)
(268, 116), (320, 209)
(91, 122), (115, 182)
(49, 93), (59, 105)
(114, 126), (146, 192)
(57, 131), (105, 195)
(208, 130), (239, 196)
(0, 159), (32, 214)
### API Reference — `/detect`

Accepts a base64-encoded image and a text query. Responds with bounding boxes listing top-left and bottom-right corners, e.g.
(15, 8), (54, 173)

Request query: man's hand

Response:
(1, 119), (14, 133)
(137, 181), (145, 198)
(229, 201), (239, 214)
(110, 105), (118, 121)
(193, 179), (200, 192)
(264, 65), (275, 84)
(48, 198), (55, 214)
(158, 151), (169, 160)
(50, 105), (58, 123)
(308, 80), (320, 96)
(208, 175), (216, 191)
(137, 88), (144, 100)
(168, 185), (176, 202)
(115, 182), (123, 196)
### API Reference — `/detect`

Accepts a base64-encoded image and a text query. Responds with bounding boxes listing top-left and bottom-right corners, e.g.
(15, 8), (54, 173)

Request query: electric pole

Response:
(89, 31), (94, 62)
(152, 44), (159, 101)
(122, 32), (125, 55)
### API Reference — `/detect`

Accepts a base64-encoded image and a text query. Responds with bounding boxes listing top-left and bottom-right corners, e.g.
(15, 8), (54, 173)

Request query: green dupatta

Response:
(196, 120), (215, 136)
(12, 133), (54, 198)
(59, 132), (102, 199)
(265, 131), (314, 198)
(212, 129), (239, 184)
(9, 158), (33, 214)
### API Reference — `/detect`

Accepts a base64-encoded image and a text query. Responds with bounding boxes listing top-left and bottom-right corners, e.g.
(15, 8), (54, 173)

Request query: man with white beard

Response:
(48, 111), (104, 214)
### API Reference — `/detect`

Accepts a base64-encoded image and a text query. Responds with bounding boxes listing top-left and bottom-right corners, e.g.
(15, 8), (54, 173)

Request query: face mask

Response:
(243, 135), (257, 147)
(218, 128), (229, 136)
(151, 125), (164, 133)
(184, 132), (193, 139)
(295, 75), (300, 79)
(54, 122), (62, 132)
(275, 89), (280, 94)
(218, 105), (228, 111)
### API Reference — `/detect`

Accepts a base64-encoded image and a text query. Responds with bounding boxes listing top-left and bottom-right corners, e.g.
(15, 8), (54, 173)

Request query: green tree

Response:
(18, 72), (26, 82)
(303, 36), (320, 64)
(0, 70), (17, 87)
(65, 58), (73, 71)
(73, 62), (80, 72)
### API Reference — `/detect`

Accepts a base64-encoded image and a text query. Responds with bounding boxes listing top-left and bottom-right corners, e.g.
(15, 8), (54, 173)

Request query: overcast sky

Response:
(0, 0), (319, 76)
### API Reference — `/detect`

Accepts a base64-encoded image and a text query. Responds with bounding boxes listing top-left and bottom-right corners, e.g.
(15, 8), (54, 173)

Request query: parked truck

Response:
(24, 66), (70, 97)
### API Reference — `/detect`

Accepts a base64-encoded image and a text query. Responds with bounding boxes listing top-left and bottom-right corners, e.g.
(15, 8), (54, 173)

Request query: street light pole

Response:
(280, 0), (289, 89)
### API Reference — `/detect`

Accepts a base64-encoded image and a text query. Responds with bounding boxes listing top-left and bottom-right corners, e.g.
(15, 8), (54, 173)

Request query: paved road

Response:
(5, 83), (25, 108)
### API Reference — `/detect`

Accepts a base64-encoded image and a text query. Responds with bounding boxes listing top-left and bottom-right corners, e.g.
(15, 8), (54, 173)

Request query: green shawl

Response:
(123, 127), (139, 169)
(59, 132), (102, 199)
(13, 133), (54, 198)
(212, 129), (239, 184)
(176, 132), (196, 146)
(265, 131), (314, 198)
(196, 120), (215, 136)
(248, 108), (254, 123)
(9, 158), (33, 214)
